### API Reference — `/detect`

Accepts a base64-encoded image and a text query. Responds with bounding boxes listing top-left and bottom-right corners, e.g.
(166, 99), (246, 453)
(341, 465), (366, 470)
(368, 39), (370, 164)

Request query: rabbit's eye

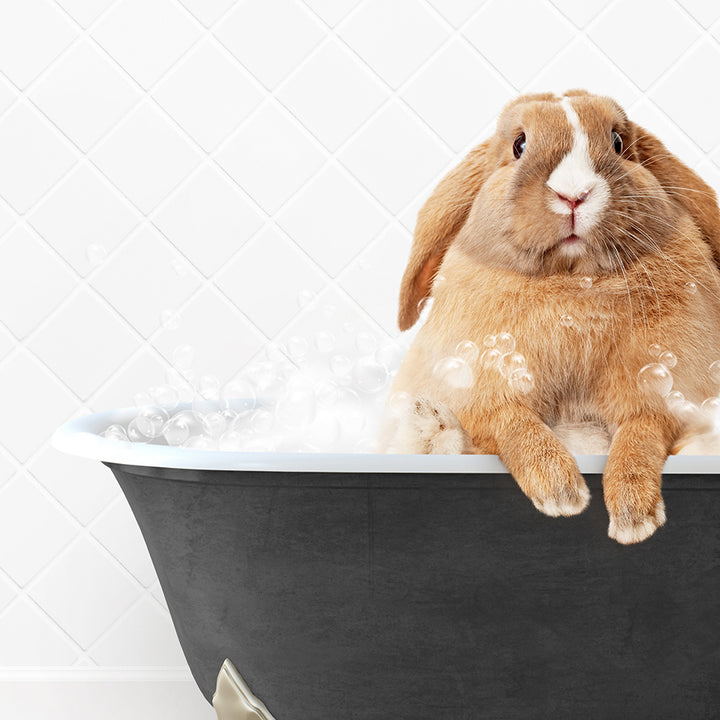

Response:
(612, 130), (623, 154)
(513, 133), (526, 159)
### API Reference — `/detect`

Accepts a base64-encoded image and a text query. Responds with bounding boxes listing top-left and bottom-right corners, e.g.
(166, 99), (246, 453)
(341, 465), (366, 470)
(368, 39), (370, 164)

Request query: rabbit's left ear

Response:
(629, 122), (720, 270)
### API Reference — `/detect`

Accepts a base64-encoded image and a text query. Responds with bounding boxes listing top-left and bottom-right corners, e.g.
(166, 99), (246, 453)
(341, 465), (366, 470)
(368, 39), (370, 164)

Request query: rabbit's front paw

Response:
(607, 496), (666, 545)
(529, 472), (591, 517)
(388, 396), (473, 454)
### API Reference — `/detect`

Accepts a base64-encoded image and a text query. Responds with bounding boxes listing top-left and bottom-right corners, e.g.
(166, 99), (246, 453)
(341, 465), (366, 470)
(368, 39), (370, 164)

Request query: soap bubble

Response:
(103, 424), (128, 442)
(560, 314), (573, 328)
(665, 390), (685, 410)
(496, 332), (515, 354)
(127, 418), (149, 442)
(356, 332), (377, 354)
(220, 378), (256, 416)
(684, 281), (697, 294)
(275, 384), (316, 429)
(375, 342), (405, 372)
(297, 289), (315, 308)
(710, 360), (720, 385)
(335, 387), (365, 435)
(659, 351), (677, 369)
(321, 304), (336, 320)
(387, 391), (413, 416)
(86, 244), (108, 267)
(135, 405), (169, 438)
(580, 276), (593, 290)
(183, 435), (217, 450)
(455, 340), (479, 364)
(218, 430), (244, 451)
(433, 356), (473, 388)
(330, 354), (352, 378)
(499, 351), (526, 379)
(162, 411), (196, 446)
(248, 407), (273, 434)
(483, 334), (497, 348)
(151, 384), (179, 410)
(509, 368), (535, 394)
(201, 411), (228, 438)
(133, 391), (152, 408)
(287, 336), (309, 362)
(648, 343), (662, 357)
(313, 331), (335, 353)
(353, 357), (389, 393)
(637, 363), (673, 397)
(314, 379), (339, 407)
(306, 412), (342, 449)
(480, 348), (502, 370)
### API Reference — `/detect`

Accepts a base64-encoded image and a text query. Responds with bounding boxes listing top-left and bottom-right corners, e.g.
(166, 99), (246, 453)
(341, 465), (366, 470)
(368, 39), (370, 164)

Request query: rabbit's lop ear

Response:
(398, 140), (492, 331)
(629, 122), (720, 270)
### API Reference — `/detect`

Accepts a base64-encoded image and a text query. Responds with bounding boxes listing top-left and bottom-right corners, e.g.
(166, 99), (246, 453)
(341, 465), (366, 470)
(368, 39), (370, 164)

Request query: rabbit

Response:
(380, 89), (720, 545)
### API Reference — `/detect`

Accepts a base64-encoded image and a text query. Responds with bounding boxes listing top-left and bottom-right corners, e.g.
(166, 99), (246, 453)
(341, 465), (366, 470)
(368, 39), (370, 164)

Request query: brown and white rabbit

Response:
(381, 90), (720, 545)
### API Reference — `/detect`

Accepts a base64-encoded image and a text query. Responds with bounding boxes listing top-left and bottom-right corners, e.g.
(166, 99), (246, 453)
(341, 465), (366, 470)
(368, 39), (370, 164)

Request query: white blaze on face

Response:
(547, 97), (610, 238)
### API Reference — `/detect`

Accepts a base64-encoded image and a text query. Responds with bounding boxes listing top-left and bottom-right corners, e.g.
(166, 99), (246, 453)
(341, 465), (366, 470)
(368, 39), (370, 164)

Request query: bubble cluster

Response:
(580, 276), (593, 290)
(479, 331), (535, 394)
(637, 363), (673, 397)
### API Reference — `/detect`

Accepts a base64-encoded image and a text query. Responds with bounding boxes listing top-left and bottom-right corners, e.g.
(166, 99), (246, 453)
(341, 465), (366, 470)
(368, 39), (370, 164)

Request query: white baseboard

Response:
(0, 670), (216, 720)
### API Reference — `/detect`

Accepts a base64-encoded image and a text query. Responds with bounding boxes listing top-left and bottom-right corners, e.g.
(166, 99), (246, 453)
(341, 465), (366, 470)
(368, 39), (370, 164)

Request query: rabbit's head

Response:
(398, 89), (720, 330)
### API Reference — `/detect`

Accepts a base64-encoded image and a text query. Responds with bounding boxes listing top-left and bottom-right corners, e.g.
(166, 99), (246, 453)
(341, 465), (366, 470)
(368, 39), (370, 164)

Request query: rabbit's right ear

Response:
(398, 140), (493, 331)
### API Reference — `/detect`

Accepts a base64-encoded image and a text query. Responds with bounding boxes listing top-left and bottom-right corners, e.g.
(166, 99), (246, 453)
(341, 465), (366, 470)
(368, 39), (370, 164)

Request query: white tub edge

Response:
(52, 407), (720, 475)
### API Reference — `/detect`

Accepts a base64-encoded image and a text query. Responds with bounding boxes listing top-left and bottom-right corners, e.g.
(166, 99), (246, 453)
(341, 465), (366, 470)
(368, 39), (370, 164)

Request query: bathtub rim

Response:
(52, 406), (720, 475)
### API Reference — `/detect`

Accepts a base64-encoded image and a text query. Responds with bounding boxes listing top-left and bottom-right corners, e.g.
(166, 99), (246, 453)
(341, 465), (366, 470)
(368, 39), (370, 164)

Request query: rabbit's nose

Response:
(556, 189), (591, 209)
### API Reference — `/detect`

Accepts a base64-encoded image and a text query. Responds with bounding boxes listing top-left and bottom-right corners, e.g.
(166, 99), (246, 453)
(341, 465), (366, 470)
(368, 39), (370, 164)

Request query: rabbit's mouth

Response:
(562, 234), (580, 245)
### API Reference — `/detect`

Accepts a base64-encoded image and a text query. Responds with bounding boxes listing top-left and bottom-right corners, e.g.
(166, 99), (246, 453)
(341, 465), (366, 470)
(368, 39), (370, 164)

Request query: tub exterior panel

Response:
(108, 465), (720, 719)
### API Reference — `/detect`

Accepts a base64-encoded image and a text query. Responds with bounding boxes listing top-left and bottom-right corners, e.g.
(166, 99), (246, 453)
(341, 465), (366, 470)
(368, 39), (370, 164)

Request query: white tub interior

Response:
(53, 407), (720, 474)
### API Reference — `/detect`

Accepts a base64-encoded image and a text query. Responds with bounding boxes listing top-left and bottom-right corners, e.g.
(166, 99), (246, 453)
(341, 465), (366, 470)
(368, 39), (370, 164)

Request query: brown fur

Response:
(390, 90), (720, 544)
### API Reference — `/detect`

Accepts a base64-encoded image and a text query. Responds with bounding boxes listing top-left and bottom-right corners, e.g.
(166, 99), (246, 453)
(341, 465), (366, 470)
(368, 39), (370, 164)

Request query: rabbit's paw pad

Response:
(531, 480), (590, 517)
(608, 500), (666, 545)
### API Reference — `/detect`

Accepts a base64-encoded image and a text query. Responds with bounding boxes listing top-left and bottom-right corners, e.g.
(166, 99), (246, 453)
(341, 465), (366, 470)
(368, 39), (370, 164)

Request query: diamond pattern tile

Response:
(0, 0), (77, 89)
(92, 0), (201, 90)
(29, 536), (141, 649)
(91, 100), (202, 214)
(1, 0), (720, 683)
(153, 162), (264, 276)
(0, 102), (76, 213)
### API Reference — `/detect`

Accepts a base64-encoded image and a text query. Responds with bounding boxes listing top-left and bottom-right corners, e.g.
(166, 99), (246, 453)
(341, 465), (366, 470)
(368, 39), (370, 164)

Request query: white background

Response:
(0, 0), (718, 717)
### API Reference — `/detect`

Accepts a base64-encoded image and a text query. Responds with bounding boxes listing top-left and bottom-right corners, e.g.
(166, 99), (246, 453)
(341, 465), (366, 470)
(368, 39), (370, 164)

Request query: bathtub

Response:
(54, 407), (720, 719)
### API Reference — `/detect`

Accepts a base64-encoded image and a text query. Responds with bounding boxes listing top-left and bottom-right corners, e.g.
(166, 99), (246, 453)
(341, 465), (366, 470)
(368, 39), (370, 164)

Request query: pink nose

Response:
(556, 190), (590, 209)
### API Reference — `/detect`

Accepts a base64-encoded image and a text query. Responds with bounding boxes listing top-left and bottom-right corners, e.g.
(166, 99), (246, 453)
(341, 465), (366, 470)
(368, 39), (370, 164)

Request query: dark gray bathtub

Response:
(55, 409), (720, 719)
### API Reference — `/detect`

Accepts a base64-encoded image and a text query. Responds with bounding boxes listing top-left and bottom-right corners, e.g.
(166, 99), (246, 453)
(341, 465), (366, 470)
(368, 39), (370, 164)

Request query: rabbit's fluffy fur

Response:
(381, 90), (720, 544)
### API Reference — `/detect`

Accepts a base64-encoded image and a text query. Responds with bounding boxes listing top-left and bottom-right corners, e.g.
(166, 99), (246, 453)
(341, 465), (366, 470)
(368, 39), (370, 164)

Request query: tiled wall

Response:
(1, 0), (719, 715)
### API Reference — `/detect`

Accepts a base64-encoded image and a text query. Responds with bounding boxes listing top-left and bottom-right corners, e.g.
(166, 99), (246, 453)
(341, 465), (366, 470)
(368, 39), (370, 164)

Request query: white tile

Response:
(628, 99), (703, 171)
(277, 164), (387, 276)
(0, 322), (15, 364)
(303, 0), (362, 27)
(0, 74), (17, 115)
(152, 288), (266, 383)
(403, 39), (512, 151)
(464, 0), (573, 89)
(0, 102), (76, 213)
(0, 448), (16, 488)
(217, 102), (325, 213)
(0, 350), (79, 462)
(339, 0), (449, 90)
(526, 37), (641, 111)
(90, 227), (202, 337)
(179, 0), (238, 27)
(91, 498), (157, 587)
(339, 225), (412, 335)
(677, 0), (720, 27)
(589, 0), (699, 91)
(90, 596), (186, 666)
(29, 446), (119, 525)
(278, 39), (387, 151)
(92, 0), (201, 89)
(56, 0), (116, 28)
(425, 0), (481, 27)
(29, 536), (140, 649)
(0, 599), (78, 665)
(89, 348), (170, 412)
(91, 101), (202, 214)
(652, 40), (720, 152)
(0, 573), (14, 613)
(150, 581), (169, 611)
(215, 0), (324, 89)
(549, 0), (609, 28)
(30, 40), (140, 151)
(153, 162), (264, 276)
(0, 226), (75, 338)
(0, 474), (76, 585)
(28, 163), (139, 277)
(154, 39), (262, 152)
(0, 0), (77, 89)
(216, 226), (327, 336)
(28, 289), (139, 400)
(339, 100), (451, 213)
(0, 200), (15, 240)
